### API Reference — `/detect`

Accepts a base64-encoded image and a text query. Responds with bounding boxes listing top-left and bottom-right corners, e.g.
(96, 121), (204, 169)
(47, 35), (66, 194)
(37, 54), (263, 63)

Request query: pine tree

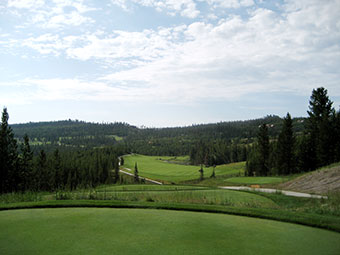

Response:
(20, 134), (33, 191)
(36, 150), (48, 191)
(276, 113), (295, 175)
(210, 165), (216, 178)
(198, 164), (204, 181)
(257, 123), (270, 176)
(134, 162), (139, 183)
(114, 158), (120, 183)
(52, 149), (62, 190)
(0, 108), (19, 193)
(307, 87), (334, 167)
(297, 134), (315, 172)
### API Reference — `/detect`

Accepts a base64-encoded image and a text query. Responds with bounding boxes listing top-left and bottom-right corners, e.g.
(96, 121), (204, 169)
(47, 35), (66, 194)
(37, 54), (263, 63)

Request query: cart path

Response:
(119, 168), (163, 185)
(219, 186), (327, 199)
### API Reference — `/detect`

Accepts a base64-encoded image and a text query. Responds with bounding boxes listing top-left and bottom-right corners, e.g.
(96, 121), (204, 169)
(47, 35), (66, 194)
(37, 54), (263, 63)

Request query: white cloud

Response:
(101, 0), (340, 101)
(3, 0), (340, 106)
(6, 0), (95, 28)
(22, 34), (70, 55)
(200, 0), (254, 9)
(7, 0), (45, 9)
(10, 78), (155, 103)
(111, 0), (200, 18)
(65, 27), (182, 62)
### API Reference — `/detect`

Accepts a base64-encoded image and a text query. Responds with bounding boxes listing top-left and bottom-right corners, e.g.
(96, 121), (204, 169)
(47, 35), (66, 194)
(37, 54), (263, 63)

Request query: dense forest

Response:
(0, 110), (128, 194)
(11, 114), (305, 156)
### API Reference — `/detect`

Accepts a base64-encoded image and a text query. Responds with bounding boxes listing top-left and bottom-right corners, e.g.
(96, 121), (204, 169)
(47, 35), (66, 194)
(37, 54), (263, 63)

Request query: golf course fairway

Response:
(1, 208), (340, 255)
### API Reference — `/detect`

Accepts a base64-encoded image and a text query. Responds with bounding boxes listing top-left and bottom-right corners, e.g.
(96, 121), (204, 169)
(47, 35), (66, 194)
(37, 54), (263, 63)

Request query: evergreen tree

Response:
(257, 123), (270, 176)
(20, 134), (33, 191)
(334, 110), (340, 162)
(0, 108), (19, 193)
(297, 134), (315, 172)
(276, 113), (295, 175)
(134, 162), (139, 183)
(198, 164), (204, 181)
(307, 87), (334, 167)
(113, 158), (120, 183)
(210, 165), (216, 178)
(52, 149), (62, 190)
(36, 149), (48, 191)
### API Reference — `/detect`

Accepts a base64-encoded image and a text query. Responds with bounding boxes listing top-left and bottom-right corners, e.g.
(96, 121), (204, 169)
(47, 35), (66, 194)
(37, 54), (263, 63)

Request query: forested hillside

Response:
(11, 115), (305, 155)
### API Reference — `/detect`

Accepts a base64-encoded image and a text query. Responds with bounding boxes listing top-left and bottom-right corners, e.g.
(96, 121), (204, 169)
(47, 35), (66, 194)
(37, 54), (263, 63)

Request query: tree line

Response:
(0, 108), (127, 194)
(11, 113), (305, 156)
(189, 139), (248, 166)
(246, 87), (340, 176)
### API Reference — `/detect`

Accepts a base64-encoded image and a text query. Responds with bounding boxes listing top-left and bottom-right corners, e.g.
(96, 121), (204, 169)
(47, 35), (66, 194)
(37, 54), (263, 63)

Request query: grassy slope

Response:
(74, 187), (277, 208)
(123, 154), (245, 183)
(225, 176), (289, 185)
(278, 162), (340, 194)
(95, 184), (208, 192)
(1, 199), (340, 233)
(1, 208), (340, 255)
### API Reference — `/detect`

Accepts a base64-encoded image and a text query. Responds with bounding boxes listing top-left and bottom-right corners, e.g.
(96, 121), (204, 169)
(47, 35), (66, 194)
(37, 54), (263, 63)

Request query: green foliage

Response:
(247, 88), (340, 176)
(0, 108), (19, 193)
(276, 113), (296, 175)
(199, 164), (204, 181)
(0, 191), (42, 204)
(307, 87), (337, 167)
(134, 162), (139, 183)
(246, 124), (270, 176)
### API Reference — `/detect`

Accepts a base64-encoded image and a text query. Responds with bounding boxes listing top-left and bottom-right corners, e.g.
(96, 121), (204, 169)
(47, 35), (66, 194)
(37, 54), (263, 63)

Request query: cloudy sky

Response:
(1, 0), (339, 127)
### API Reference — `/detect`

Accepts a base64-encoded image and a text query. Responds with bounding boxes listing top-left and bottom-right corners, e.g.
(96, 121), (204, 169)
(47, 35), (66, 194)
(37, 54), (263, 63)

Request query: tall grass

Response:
(0, 192), (42, 204)
(68, 189), (276, 208)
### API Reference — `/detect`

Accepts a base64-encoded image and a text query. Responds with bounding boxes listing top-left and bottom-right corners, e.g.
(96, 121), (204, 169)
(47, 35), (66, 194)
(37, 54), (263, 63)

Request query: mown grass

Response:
(1, 200), (340, 233)
(1, 207), (340, 255)
(123, 154), (245, 183)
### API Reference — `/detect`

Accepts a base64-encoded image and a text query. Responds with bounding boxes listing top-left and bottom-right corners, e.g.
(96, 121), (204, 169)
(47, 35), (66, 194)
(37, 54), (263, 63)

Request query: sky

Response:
(0, 0), (340, 127)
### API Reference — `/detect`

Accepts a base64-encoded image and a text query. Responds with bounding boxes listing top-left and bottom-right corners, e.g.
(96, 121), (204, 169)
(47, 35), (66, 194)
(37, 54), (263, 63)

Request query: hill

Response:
(11, 115), (306, 154)
(279, 163), (340, 195)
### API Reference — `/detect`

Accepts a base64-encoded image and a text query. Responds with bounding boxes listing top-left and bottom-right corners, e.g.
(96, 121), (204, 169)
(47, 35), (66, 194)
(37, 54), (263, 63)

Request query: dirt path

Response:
(219, 186), (327, 199)
(119, 168), (163, 185)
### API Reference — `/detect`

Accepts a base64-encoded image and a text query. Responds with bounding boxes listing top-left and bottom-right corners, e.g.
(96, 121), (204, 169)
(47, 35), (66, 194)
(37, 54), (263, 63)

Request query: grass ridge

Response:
(1, 200), (339, 233)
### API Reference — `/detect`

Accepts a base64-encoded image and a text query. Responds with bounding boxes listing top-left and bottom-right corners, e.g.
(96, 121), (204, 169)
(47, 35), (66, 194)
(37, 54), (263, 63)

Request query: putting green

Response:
(1, 208), (340, 255)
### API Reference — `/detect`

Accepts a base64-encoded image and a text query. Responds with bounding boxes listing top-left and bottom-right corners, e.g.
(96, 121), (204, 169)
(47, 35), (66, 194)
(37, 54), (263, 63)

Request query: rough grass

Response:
(225, 176), (289, 185)
(95, 184), (207, 192)
(123, 154), (245, 183)
(1, 207), (340, 255)
(74, 187), (277, 208)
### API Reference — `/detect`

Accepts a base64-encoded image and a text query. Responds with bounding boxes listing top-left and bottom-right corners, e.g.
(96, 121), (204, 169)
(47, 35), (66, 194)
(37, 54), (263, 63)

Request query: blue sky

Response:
(0, 0), (339, 127)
